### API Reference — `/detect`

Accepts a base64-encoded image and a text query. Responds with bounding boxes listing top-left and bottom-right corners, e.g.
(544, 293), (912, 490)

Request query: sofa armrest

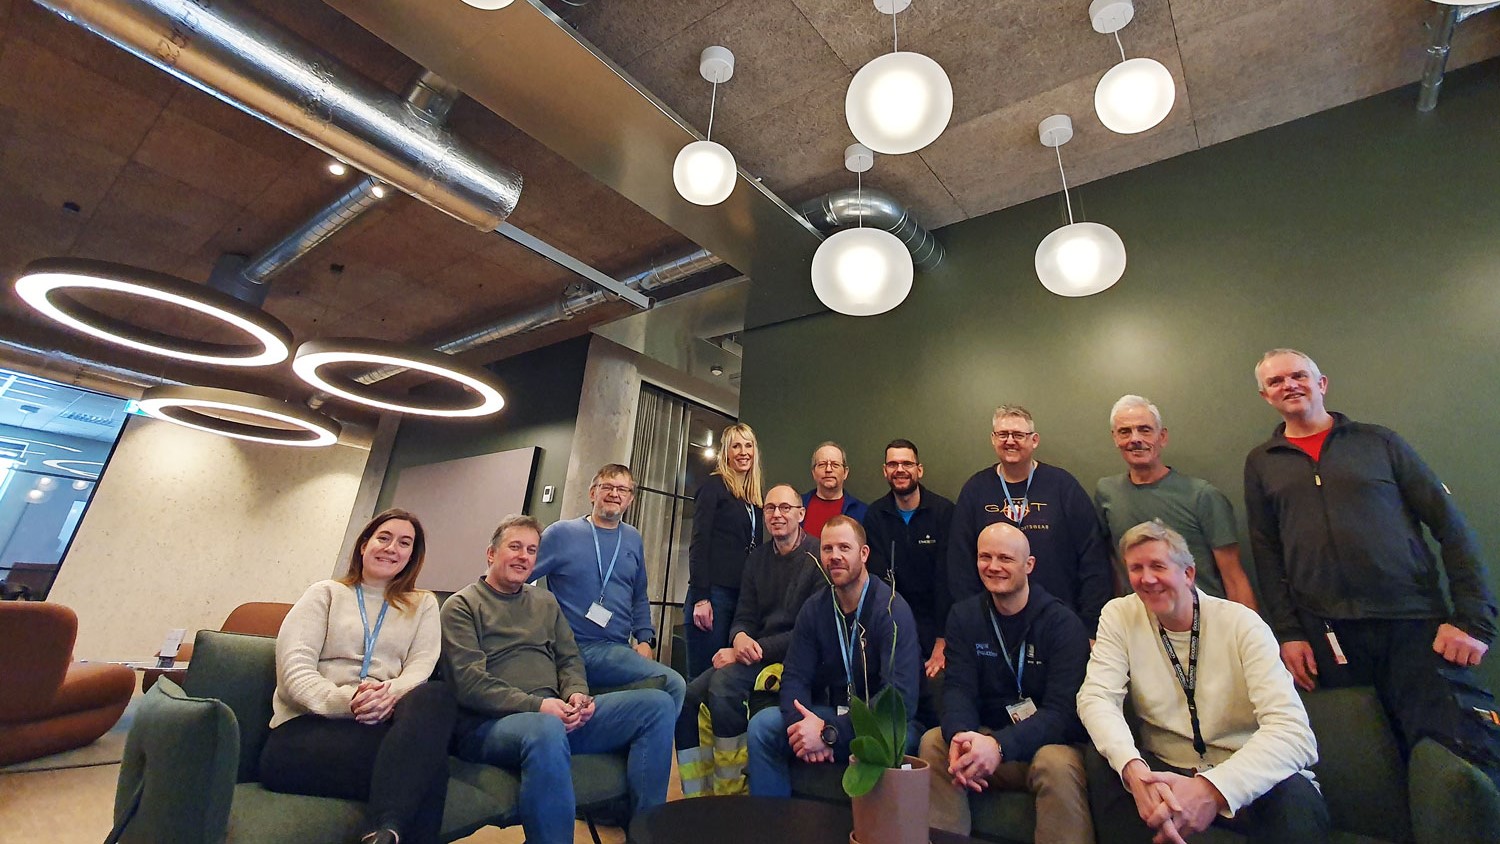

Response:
(110, 678), (238, 844)
(1409, 738), (1500, 844)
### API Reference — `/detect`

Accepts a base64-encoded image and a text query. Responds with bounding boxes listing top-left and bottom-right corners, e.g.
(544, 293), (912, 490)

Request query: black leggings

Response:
(260, 682), (456, 844)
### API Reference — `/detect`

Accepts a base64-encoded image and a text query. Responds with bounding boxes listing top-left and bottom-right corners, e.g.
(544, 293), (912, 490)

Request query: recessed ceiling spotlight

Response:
(72, 479), (90, 491)
(293, 339), (507, 418)
(136, 386), (343, 447)
(328, 161), (349, 176)
(371, 184), (388, 198)
(709, 365), (725, 376)
(14, 258), (293, 367)
(704, 447), (717, 459)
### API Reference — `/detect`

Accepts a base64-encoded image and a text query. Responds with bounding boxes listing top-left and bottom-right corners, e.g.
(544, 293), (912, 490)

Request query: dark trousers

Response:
(676, 661), (763, 747)
(683, 586), (738, 680)
(260, 682), (457, 844)
(1304, 615), (1500, 786)
(1085, 748), (1329, 844)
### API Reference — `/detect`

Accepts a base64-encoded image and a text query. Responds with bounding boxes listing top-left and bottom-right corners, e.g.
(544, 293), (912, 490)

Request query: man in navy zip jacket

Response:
(919, 522), (1092, 843)
(1245, 348), (1500, 786)
(745, 515), (922, 796)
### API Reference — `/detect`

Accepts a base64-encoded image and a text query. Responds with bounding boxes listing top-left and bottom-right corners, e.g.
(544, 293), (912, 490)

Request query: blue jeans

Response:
(455, 689), (675, 844)
(746, 703), (842, 797)
(684, 585), (738, 679)
(576, 640), (686, 712)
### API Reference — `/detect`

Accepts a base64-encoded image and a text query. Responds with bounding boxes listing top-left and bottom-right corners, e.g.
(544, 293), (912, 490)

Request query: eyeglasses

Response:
(763, 503), (804, 515)
(813, 461), (845, 471)
(991, 430), (1035, 442)
(883, 461), (918, 471)
(593, 483), (635, 495)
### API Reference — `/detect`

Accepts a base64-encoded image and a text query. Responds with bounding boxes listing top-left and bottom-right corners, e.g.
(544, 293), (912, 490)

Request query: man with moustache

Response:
(949, 405), (1112, 635)
(864, 439), (955, 726)
(675, 483), (825, 797)
(1078, 520), (1326, 844)
(1095, 395), (1256, 608)
(802, 442), (868, 539)
(919, 522), (1093, 844)
(532, 464), (685, 710)
(1245, 348), (1500, 785)
(745, 516), (922, 796)
(442, 515), (676, 844)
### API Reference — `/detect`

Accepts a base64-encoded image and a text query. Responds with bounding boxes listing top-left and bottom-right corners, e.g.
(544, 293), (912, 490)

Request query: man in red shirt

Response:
(801, 441), (867, 538)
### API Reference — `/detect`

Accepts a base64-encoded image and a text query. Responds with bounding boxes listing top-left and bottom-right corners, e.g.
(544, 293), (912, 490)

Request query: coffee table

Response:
(628, 796), (970, 844)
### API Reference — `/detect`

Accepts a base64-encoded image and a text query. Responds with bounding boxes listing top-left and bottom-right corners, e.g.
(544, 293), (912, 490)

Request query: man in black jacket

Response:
(918, 522), (1092, 843)
(745, 515), (922, 796)
(1245, 347), (1500, 785)
(675, 483), (824, 797)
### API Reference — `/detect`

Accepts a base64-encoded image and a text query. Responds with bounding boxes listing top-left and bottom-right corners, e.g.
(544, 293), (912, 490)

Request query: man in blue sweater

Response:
(919, 522), (1092, 843)
(746, 515), (922, 796)
(532, 464), (685, 710)
(949, 405), (1112, 635)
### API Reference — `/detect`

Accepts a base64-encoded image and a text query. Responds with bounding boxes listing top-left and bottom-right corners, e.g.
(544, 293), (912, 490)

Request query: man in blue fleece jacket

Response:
(745, 515), (922, 796)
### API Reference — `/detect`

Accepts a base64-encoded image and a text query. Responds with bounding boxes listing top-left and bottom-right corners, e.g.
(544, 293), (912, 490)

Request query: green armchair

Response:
(108, 629), (655, 844)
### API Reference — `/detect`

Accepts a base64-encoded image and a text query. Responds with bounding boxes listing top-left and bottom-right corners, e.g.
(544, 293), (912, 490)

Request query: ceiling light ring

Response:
(14, 258), (293, 367)
(292, 338), (506, 418)
(136, 386), (342, 447)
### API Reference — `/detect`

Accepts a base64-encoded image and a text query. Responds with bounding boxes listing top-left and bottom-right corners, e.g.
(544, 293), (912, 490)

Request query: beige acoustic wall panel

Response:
(388, 447), (537, 592)
(51, 415), (368, 660)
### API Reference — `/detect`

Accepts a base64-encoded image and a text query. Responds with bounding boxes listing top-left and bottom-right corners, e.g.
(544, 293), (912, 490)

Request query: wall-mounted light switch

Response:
(542, 485), (555, 503)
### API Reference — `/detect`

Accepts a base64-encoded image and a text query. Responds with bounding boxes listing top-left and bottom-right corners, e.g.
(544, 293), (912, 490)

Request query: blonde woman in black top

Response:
(685, 423), (765, 678)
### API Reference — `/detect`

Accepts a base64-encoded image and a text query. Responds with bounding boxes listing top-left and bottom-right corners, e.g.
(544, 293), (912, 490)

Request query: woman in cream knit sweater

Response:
(259, 508), (456, 844)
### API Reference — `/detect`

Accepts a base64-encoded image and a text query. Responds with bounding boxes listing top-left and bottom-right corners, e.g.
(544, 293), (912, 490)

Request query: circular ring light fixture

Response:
(136, 386), (342, 447)
(14, 258), (293, 367)
(292, 339), (506, 418)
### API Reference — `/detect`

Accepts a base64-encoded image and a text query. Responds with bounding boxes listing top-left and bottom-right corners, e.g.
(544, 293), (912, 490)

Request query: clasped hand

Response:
(540, 693), (597, 732)
(1122, 759), (1226, 844)
(351, 678), (396, 724)
(946, 731), (1000, 792)
(787, 699), (834, 763)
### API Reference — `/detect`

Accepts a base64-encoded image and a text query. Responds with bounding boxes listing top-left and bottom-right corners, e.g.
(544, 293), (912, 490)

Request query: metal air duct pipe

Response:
(34, 0), (522, 230)
(798, 188), (945, 270)
(1417, 1), (1500, 112)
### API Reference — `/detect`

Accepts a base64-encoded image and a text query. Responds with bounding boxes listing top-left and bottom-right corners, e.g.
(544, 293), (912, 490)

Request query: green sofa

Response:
(788, 687), (1500, 844)
(107, 629), (655, 844)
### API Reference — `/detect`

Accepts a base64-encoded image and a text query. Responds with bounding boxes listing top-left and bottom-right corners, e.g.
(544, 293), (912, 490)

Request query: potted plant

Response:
(844, 686), (929, 844)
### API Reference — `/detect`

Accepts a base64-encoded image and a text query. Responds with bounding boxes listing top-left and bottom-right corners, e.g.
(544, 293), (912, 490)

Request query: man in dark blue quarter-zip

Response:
(1245, 347), (1500, 787)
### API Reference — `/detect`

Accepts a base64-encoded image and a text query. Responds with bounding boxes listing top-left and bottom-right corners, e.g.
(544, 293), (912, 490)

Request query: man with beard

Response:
(1095, 395), (1256, 608)
(949, 406), (1112, 635)
(864, 439), (955, 725)
(802, 441), (868, 539)
(745, 516), (921, 796)
(675, 483), (825, 797)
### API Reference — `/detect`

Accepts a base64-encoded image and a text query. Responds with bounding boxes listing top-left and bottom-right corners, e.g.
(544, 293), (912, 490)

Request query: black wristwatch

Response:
(820, 722), (838, 747)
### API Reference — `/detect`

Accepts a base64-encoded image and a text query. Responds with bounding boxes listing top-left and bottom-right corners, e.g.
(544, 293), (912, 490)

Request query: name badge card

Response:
(1006, 698), (1038, 723)
(585, 602), (613, 627)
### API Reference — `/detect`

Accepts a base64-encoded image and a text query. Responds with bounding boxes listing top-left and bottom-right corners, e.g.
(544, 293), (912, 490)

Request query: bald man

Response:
(918, 523), (1093, 844)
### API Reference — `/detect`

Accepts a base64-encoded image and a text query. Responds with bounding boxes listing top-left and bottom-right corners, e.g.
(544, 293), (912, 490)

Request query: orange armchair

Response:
(0, 601), (135, 766)
(141, 601), (293, 692)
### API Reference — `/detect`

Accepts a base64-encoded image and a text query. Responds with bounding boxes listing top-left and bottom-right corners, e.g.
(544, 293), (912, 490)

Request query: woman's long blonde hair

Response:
(714, 422), (764, 507)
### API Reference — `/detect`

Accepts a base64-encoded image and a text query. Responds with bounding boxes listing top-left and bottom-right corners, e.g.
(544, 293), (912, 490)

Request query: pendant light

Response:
(1034, 115), (1126, 297)
(293, 338), (506, 418)
(845, 0), (953, 155)
(137, 386), (342, 447)
(810, 144), (914, 316)
(1090, 0), (1175, 135)
(673, 46), (738, 206)
(460, 0), (515, 9)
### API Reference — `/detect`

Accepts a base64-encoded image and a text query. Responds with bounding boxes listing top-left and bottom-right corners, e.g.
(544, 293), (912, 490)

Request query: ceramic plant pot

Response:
(850, 755), (930, 844)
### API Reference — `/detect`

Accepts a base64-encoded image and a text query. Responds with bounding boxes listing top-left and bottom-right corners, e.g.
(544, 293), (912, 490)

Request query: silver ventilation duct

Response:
(1418, 1), (1500, 112)
(34, 0), (522, 230)
(798, 188), (945, 270)
(0, 337), (183, 392)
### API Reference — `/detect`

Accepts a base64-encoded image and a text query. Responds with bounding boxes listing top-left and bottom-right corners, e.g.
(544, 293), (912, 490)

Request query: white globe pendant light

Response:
(810, 144), (914, 316)
(845, 0), (953, 155)
(461, 0), (514, 8)
(1089, 0), (1176, 135)
(674, 46), (738, 206)
(1033, 115), (1126, 297)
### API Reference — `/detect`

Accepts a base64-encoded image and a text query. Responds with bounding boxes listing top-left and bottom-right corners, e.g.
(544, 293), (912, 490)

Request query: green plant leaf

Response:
(849, 734), (885, 764)
(848, 695), (892, 763)
(872, 687), (908, 764)
(843, 758), (884, 797)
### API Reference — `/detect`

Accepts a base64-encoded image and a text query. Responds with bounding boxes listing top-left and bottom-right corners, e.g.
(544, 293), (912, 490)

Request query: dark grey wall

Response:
(740, 60), (1500, 687)
(378, 335), (591, 525)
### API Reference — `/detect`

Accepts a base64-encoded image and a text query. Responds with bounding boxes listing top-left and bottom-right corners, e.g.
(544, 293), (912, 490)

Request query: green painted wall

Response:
(740, 60), (1500, 687)
(377, 335), (591, 525)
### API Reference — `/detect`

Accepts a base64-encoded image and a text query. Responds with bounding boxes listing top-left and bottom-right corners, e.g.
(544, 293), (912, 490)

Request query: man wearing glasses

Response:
(948, 406), (1112, 635)
(676, 483), (826, 797)
(532, 463), (685, 711)
(802, 441), (868, 539)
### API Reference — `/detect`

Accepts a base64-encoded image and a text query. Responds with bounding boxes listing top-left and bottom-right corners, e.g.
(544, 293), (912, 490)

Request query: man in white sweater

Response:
(1077, 520), (1328, 844)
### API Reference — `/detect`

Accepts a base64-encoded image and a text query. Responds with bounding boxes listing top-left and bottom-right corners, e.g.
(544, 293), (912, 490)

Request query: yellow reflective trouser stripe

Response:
(712, 735), (748, 795)
(697, 702), (714, 748)
(677, 747), (713, 798)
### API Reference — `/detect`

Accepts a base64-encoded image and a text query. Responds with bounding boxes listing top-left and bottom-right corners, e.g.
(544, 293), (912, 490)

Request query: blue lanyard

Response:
(833, 577), (871, 690)
(355, 584), (389, 680)
(588, 516), (623, 602)
(999, 461), (1036, 520)
(987, 603), (1026, 697)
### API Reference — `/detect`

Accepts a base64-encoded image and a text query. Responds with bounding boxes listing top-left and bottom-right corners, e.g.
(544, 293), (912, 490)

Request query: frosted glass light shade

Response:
(673, 140), (737, 206)
(1094, 57), (1175, 134)
(811, 228), (914, 316)
(462, 0), (514, 9)
(845, 52), (953, 155)
(1034, 222), (1126, 297)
